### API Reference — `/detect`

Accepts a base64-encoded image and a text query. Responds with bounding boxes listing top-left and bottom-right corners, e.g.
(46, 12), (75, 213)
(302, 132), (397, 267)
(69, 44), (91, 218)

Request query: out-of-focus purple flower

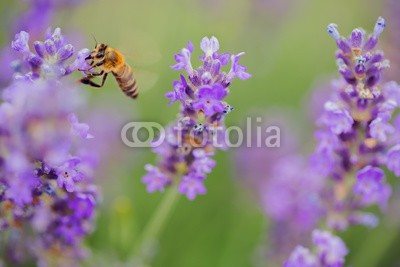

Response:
(308, 18), (400, 231)
(314, 130), (340, 153)
(354, 166), (391, 209)
(281, 18), (400, 267)
(11, 31), (30, 55)
(235, 112), (324, 265)
(142, 165), (170, 193)
(0, 0), (85, 86)
(0, 26), (97, 266)
(284, 246), (318, 267)
(261, 156), (324, 231)
(0, 78), (98, 265)
(382, 81), (400, 108)
(284, 230), (348, 267)
(319, 102), (353, 135)
(11, 28), (89, 79)
(309, 150), (336, 178)
(387, 145), (400, 176)
(69, 193), (96, 220)
(145, 36), (250, 200)
(12, 0), (85, 38)
(369, 117), (395, 142)
(312, 230), (348, 267)
(56, 158), (85, 192)
(191, 149), (216, 174)
(178, 175), (206, 200)
(348, 211), (379, 228)
(68, 113), (94, 139)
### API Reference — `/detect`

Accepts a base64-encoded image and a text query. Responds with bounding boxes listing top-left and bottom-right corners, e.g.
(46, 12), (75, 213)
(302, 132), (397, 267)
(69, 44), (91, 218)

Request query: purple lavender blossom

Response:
(144, 36), (250, 200)
(284, 246), (317, 267)
(369, 117), (395, 142)
(11, 28), (90, 80)
(68, 113), (94, 139)
(170, 41), (194, 75)
(319, 102), (353, 135)
(309, 17), (400, 231)
(165, 74), (188, 105)
(0, 27), (97, 266)
(284, 230), (348, 267)
(261, 156), (324, 231)
(192, 84), (227, 116)
(226, 52), (252, 82)
(142, 164), (170, 192)
(0, 0), (85, 87)
(56, 158), (85, 192)
(312, 230), (348, 267)
(235, 113), (324, 265)
(191, 149), (216, 174)
(387, 145), (400, 176)
(353, 166), (391, 209)
(178, 174), (207, 200)
(282, 17), (398, 267)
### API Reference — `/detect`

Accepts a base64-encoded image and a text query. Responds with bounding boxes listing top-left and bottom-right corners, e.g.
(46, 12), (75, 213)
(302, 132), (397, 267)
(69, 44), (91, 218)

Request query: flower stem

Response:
(133, 186), (181, 265)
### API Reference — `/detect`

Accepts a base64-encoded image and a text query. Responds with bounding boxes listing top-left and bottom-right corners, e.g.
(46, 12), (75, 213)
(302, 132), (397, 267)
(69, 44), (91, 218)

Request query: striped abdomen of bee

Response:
(79, 43), (139, 99)
(113, 63), (138, 99)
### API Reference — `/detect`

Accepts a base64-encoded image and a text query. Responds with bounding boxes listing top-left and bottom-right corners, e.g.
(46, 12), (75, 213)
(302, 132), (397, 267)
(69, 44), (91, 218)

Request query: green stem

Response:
(134, 186), (181, 264)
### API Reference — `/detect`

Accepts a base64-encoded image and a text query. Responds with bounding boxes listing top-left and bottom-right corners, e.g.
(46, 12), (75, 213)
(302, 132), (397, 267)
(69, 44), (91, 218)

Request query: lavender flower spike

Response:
(144, 36), (250, 200)
(284, 246), (317, 267)
(284, 230), (348, 267)
(11, 28), (90, 79)
(308, 18), (400, 231)
(1, 27), (98, 266)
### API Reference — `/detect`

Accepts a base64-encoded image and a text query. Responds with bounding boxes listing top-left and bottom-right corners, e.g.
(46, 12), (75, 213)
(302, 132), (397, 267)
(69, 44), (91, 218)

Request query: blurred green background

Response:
(1, 0), (400, 266)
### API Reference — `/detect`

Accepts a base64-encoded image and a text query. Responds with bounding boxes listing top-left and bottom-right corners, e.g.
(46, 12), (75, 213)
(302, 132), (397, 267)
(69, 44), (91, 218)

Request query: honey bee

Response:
(80, 43), (139, 99)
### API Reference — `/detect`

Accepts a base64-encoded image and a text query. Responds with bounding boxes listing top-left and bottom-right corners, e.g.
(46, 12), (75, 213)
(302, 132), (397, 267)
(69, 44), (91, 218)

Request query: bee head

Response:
(93, 43), (107, 59)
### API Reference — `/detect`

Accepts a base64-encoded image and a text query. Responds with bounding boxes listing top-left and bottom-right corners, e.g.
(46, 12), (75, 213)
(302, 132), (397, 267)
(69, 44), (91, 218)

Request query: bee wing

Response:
(115, 34), (161, 93)
(131, 68), (159, 94)
(118, 36), (162, 66)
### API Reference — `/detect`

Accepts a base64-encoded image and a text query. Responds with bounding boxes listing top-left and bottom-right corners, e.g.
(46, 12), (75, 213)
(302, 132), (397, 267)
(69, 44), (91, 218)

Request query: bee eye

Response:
(96, 52), (104, 58)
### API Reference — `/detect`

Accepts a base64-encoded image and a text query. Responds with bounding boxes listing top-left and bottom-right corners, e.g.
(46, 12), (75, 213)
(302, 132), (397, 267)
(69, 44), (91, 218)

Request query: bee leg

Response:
(78, 65), (96, 72)
(80, 73), (108, 88)
(90, 70), (104, 77)
(100, 73), (108, 86)
(78, 60), (104, 72)
(80, 76), (101, 88)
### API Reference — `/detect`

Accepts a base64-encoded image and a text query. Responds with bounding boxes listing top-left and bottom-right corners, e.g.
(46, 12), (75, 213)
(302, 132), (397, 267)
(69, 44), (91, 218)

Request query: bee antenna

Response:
(91, 34), (98, 47)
